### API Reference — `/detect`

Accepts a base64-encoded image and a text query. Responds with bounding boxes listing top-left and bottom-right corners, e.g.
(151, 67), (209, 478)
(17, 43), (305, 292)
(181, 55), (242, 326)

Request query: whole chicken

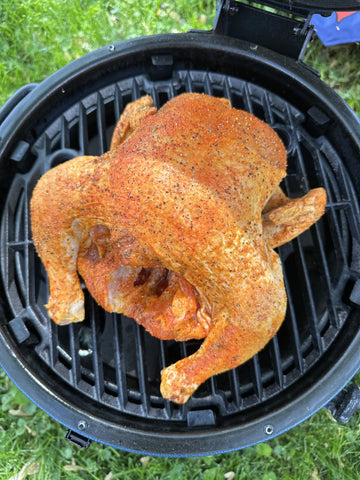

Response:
(30, 93), (326, 403)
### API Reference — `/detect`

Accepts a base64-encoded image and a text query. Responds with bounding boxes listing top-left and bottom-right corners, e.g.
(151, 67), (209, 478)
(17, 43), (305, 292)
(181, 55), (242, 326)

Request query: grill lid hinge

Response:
(65, 429), (92, 449)
(213, 0), (315, 61)
(324, 383), (360, 424)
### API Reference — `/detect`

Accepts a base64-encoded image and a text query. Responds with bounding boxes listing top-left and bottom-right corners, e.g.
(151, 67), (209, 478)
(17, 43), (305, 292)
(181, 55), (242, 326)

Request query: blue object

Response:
(312, 11), (360, 46)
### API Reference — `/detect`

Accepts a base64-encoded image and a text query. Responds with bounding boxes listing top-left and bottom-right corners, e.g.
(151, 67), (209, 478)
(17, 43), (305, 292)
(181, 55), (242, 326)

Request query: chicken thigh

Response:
(30, 93), (326, 403)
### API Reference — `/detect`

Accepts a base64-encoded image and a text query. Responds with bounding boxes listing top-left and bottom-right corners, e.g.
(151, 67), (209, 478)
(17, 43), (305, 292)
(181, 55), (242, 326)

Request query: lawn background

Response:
(0, 1), (359, 479)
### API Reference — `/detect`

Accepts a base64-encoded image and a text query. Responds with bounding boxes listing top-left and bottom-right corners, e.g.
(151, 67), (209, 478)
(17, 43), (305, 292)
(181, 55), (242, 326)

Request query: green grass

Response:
(0, 1), (360, 478)
(1, 366), (360, 479)
(0, 0), (216, 105)
(304, 39), (360, 113)
(0, 1), (359, 113)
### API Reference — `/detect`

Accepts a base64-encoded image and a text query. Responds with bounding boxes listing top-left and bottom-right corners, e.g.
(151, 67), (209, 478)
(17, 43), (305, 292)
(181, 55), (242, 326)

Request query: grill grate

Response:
(1, 69), (359, 425)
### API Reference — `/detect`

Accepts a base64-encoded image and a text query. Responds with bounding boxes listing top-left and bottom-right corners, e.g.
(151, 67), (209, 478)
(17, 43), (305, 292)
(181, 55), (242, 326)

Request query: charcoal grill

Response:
(0, 0), (360, 456)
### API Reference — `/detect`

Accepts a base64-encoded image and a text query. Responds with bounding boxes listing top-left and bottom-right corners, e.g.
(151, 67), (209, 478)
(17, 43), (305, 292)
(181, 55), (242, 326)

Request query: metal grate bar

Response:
(96, 92), (108, 154)
(14, 185), (29, 310)
(7, 239), (31, 246)
(60, 115), (69, 149)
(209, 376), (217, 397)
(313, 154), (349, 267)
(251, 354), (263, 401)
(325, 201), (352, 208)
(294, 237), (324, 355)
(149, 83), (161, 107)
(179, 341), (188, 360)
(241, 82), (253, 114)
(261, 87), (275, 125)
(279, 249), (304, 374)
(131, 78), (142, 101)
(114, 83), (125, 125)
(159, 340), (173, 418)
(183, 71), (195, 94)
(269, 335), (284, 390)
(111, 314), (126, 409)
(68, 324), (81, 387)
(134, 323), (150, 415)
(312, 221), (342, 329)
(13, 250), (26, 310)
(323, 207), (348, 269)
(222, 76), (232, 102)
(14, 184), (25, 243)
(229, 369), (242, 409)
(203, 72), (213, 96)
(78, 102), (89, 155)
(89, 306), (105, 401)
(49, 320), (60, 369)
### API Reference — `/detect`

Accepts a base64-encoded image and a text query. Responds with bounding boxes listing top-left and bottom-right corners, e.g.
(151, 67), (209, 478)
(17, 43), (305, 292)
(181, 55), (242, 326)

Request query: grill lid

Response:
(214, 1), (360, 60)
(245, 0), (360, 14)
(0, 32), (360, 456)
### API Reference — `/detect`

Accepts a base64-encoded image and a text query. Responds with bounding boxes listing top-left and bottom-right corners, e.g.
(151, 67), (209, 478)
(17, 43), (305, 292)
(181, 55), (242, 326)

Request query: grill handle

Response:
(65, 429), (92, 449)
(0, 84), (38, 128)
(325, 383), (360, 424)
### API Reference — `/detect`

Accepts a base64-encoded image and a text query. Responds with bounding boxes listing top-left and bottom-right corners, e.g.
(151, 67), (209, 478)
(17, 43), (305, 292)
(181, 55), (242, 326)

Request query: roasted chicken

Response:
(30, 93), (326, 403)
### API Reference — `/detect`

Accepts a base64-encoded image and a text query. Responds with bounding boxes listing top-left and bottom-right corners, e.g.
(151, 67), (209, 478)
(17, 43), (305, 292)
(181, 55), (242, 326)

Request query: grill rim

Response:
(0, 31), (360, 456)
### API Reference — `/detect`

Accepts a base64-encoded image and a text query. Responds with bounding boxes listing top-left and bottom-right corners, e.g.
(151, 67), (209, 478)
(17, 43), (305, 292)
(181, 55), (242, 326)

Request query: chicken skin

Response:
(30, 93), (326, 403)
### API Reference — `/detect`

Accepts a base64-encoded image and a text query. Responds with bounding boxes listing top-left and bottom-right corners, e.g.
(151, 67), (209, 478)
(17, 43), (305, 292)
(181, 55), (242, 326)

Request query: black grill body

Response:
(0, 32), (360, 456)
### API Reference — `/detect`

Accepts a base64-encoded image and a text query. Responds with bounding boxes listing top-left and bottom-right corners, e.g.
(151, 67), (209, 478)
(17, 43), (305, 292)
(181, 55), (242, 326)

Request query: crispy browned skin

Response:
(30, 93), (326, 403)
(263, 186), (326, 249)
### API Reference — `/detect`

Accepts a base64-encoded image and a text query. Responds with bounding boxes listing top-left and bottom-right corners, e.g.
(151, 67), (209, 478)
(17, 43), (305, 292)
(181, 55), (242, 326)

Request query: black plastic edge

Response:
(245, 0), (360, 15)
(0, 84), (38, 127)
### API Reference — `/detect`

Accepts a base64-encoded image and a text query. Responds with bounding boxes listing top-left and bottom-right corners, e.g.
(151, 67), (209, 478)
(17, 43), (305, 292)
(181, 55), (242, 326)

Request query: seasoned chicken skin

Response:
(30, 93), (326, 403)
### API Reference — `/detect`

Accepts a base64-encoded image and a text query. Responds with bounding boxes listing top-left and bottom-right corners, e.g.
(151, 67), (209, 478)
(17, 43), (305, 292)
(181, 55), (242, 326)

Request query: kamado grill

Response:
(0, 0), (360, 456)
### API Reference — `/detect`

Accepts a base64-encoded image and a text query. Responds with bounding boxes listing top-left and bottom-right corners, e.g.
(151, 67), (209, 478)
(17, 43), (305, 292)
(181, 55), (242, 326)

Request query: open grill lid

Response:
(214, 0), (360, 61)
(244, 0), (360, 14)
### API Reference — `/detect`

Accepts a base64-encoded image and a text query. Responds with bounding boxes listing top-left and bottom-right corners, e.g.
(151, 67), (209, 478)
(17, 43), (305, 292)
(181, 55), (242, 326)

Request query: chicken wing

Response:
(30, 93), (326, 403)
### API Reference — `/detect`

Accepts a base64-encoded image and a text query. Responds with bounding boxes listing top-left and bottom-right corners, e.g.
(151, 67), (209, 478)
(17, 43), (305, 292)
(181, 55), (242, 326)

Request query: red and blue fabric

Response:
(311, 11), (360, 46)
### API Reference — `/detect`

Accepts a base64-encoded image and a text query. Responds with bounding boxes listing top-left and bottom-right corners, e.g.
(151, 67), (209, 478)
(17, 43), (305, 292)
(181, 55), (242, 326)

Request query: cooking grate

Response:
(1, 68), (359, 426)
